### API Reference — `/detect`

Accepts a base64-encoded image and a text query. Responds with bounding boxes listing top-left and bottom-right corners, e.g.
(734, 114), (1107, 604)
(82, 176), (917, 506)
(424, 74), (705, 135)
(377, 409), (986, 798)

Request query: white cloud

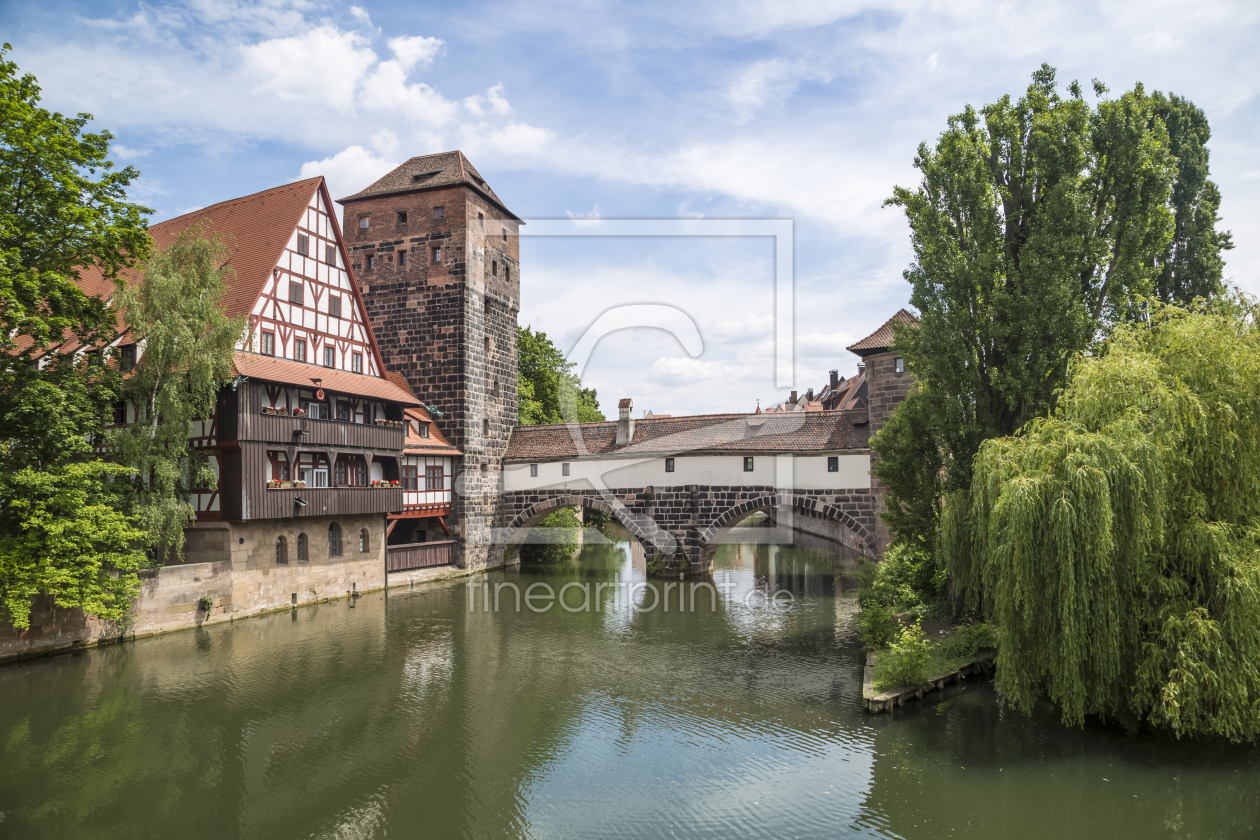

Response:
(464, 83), (513, 116)
(240, 25), (375, 110)
(389, 35), (444, 70)
(298, 145), (398, 206)
(349, 6), (372, 24)
(111, 144), (149, 159)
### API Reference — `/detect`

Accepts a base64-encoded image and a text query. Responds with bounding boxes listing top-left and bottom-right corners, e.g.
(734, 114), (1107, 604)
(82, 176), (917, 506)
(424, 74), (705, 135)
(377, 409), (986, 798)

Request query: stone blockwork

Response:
(1, 514), (388, 663)
(341, 158), (520, 573)
(500, 484), (879, 572)
(862, 348), (917, 555)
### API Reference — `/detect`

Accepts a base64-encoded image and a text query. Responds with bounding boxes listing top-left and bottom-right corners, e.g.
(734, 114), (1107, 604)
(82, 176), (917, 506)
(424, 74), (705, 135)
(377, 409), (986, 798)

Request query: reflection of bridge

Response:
(500, 407), (880, 572)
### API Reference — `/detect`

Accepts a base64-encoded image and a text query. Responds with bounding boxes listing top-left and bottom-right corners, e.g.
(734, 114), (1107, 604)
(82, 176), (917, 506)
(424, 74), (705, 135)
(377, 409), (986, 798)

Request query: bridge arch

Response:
(504, 492), (676, 558)
(699, 492), (876, 559)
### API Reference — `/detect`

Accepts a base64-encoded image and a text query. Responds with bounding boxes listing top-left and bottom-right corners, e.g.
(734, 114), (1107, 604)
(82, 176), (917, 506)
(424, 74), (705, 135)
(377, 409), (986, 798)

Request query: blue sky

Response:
(5, 0), (1259, 417)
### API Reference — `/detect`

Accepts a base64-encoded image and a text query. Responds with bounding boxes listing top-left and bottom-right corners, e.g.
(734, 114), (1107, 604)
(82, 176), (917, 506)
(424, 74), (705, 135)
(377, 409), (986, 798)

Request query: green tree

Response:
(873, 66), (1229, 563)
(1150, 91), (1234, 303)
(516, 325), (605, 425)
(943, 296), (1260, 741)
(110, 228), (246, 563)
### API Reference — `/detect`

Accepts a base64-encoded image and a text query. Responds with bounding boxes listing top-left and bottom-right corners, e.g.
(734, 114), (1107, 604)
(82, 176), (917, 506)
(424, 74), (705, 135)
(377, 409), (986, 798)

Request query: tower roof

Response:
(846, 308), (918, 357)
(335, 150), (520, 220)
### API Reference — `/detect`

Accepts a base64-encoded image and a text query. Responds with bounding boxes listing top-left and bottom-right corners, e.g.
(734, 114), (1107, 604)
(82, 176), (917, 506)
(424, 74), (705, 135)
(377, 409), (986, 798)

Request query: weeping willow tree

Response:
(943, 296), (1260, 740)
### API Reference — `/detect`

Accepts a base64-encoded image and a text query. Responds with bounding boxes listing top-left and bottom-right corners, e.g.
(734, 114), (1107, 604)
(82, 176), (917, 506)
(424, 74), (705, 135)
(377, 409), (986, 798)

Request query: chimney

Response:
(806, 388), (814, 401)
(790, 390), (798, 405)
(857, 361), (866, 375)
(617, 397), (635, 445)
(829, 369), (839, 389)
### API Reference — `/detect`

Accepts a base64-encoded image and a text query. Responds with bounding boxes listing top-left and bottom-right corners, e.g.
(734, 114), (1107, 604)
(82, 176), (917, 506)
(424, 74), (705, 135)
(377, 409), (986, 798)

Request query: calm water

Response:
(1, 525), (1258, 839)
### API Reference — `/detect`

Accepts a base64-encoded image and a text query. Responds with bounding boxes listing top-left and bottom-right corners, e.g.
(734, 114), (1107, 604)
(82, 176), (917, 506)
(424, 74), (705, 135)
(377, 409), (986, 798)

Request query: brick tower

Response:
(337, 152), (520, 570)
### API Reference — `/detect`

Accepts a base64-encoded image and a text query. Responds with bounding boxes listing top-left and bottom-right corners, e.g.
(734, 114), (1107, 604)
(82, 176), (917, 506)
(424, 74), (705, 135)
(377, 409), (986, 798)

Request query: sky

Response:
(4, 0), (1259, 418)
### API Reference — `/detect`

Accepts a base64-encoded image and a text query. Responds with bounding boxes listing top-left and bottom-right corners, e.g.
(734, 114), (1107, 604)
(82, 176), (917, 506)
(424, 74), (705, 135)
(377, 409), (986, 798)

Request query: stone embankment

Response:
(862, 650), (988, 713)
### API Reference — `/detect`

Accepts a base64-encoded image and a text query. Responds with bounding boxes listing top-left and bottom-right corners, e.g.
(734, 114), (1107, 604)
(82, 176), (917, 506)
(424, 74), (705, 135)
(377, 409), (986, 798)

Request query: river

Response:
(1, 524), (1257, 839)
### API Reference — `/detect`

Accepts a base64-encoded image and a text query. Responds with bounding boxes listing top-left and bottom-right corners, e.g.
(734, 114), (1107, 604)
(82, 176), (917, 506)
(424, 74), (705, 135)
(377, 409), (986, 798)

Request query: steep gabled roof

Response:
(335, 150), (520, 220)
(847, 308), (918, 357)
(232, 352), (419, 405)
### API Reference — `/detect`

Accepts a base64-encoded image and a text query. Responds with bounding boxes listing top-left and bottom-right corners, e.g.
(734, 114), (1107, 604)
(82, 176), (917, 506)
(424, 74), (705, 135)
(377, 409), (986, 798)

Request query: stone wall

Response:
(0, 513), (390, 664)
(346, 184), (519, 572)
(862, 348), (917, 555)
(500, 483), (879, 572)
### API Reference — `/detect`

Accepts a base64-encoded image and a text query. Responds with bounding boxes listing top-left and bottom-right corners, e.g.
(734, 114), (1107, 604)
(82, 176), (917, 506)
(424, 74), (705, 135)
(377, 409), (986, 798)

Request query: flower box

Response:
(293, 408), (307, 417)
(374, 419), (387, 426)
(389, 480), (400, 487)
(263, 406), (277, 415)
(277, 407), (289, 416)
(293, 480), (307, 489)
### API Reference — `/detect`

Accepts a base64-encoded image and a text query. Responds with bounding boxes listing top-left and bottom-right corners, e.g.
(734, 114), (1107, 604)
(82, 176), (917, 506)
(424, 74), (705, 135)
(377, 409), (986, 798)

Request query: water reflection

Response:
(0, 523), (1256, 839)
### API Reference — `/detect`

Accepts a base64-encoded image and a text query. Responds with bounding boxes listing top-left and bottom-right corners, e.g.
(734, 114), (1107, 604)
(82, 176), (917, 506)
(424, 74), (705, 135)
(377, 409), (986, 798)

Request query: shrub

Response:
(521, 506), (581, 564)
(940, 622), (999, 660)
(875, 622), (931, 691)
(859, 600), (897, 647)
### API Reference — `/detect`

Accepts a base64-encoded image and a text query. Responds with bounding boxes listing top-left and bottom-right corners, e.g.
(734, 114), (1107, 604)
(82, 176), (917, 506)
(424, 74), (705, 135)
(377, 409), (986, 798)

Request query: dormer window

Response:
(119, 344), (136, 372)
(420, 423), (429, 438)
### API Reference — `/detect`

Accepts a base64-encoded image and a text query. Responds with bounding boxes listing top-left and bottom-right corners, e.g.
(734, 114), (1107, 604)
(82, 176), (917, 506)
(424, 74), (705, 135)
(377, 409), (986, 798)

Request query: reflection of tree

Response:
(856, 683), (1260, 839)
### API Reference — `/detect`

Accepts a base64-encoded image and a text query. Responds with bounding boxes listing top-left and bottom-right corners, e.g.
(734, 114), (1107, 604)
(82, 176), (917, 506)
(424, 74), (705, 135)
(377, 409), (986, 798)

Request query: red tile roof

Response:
(231, 352), (419, 405)
(403, 406), (461, 456)
(505, 410), (870, 461)
(847, 308), (918, 356)
(617, 398), (632, 409)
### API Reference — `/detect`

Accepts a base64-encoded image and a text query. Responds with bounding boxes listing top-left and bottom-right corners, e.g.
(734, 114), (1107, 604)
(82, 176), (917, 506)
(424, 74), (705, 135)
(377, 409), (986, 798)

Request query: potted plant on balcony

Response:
(389, 479), (399, 488)
(267, 479), (278, 489)
(263, 405), (277, 415)
(374, 417), (387, 426)
(293, 407), (307, 417)
(294, 480), (307, 488)
(277, 406), (289, 416)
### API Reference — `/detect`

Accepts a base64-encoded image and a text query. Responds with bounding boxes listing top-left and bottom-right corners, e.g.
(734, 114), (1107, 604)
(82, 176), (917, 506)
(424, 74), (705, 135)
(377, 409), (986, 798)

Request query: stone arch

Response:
(699, 492), (875, 558)
(504, 491), (675, 558)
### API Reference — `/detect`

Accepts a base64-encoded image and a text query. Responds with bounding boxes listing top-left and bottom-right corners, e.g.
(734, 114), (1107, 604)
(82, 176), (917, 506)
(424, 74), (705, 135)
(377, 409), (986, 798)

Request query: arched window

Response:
(359, 528), (369, 553)
(297, 533), (308, 562)
(275, 535), (288, 565)
(335, 461), (346, 486)
(329, 522), (342, 557)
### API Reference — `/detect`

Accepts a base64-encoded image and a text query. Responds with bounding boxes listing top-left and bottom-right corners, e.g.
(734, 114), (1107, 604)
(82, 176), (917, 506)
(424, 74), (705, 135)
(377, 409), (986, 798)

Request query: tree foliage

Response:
(517, 325), (604, 425)
(943, 297), (1260, 741)
(0, 43), (150, 365)
(110, 228), (245, 563)
(873, 66), (1231, 562)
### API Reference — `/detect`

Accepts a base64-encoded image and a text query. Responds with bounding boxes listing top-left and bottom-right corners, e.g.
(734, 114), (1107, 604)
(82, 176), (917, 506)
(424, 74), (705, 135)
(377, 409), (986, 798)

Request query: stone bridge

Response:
(499, 406), (880, 573)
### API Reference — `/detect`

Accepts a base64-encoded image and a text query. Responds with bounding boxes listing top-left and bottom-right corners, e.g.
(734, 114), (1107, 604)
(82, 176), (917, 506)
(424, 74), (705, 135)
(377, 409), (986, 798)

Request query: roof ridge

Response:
(151, 177), (321, 231)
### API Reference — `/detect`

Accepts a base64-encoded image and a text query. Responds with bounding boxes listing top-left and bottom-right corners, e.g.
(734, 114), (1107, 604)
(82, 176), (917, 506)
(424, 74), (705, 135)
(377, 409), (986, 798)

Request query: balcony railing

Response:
(244, 485), (404, 520)
(237, 412), (404, 449)
(387, 540), (455, 572)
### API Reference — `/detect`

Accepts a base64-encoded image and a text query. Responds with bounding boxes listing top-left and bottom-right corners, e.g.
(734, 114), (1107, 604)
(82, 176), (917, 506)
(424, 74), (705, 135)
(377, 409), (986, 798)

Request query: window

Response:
(492, 260), (497, 276)
(432, 247), (442, 264)
(357, 462), (367, 486)
(828, 456), (839, 473)
(261, 331), (275, 356)
(425, 465), (443, 490)
(293, 338), (306, 363)
(367, 254), (376, 270)
(359, 216), (370, 229)
(335, 461), (346, 486)
(398, 251), (406, 267)
(279, 463), (290, 482)
(328, 522), (342, 557)
(337, 401), (349, 422)
(397, 211), (407, 225)
(484, 296), (491, 313)
(325, 244), (336, 265)
(275, 536), (288, 565)
(492, 378), (499, 397)
(324, 346), (335, 368)
(562, 463), (571, 477)
(744, 456), (755, 472)
(419, 422), (429, 438)
(352, 352), (363, 373)
(477, 212), (484, 228)
(504, 265), (510, 282)
(289, 280), (303, 305)
(301, 465), (329, 487)
(302, 400), (329, 420)
(329, 296), (341, 318)
(297, 533), (308, 562)
(483, 418), (490, 437)
(485, 336), (491, 353)
(434, 206), (444, 219)
(359, 529), (369, 553)
(113, 401), (127, 425)
(530, 464), (538, 477)
(403, 465), (418, 491)
(119, 344), (136, 371)
(502, 227), (507, 242)
(665, 458), (675, 473)
(895, 357), (905, 374)
(297, 235), (309, 256)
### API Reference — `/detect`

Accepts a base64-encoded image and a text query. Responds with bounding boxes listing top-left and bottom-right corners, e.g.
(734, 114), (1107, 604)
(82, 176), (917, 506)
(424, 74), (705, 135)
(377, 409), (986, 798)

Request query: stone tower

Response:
(337, 151), (520, 570)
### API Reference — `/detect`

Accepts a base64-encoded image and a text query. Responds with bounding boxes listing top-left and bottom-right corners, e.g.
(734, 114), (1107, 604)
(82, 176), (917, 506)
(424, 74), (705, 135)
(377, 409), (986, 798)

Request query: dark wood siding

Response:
(215, 385), (238, 441)
(240, 442), (401, 519)
(219, 450), (243, 521)
(237, 412), (404, 450)
(387, 540), (454, 571)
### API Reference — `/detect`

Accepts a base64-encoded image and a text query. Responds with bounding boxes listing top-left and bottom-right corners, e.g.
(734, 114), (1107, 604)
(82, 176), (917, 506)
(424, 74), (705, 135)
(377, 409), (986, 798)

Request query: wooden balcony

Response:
(243, 485), (404, 520)
(387, 540), (455, 572)
(236, 412), (404, 450)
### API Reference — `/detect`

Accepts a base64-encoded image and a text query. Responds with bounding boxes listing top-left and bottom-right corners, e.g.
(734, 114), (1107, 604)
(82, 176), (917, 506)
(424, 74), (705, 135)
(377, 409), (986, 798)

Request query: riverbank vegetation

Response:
(517, 326), (604, 425)
(868, 64), (1251, 739)
(872, 622), (998, 693)
(0, 49), (239, 628)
